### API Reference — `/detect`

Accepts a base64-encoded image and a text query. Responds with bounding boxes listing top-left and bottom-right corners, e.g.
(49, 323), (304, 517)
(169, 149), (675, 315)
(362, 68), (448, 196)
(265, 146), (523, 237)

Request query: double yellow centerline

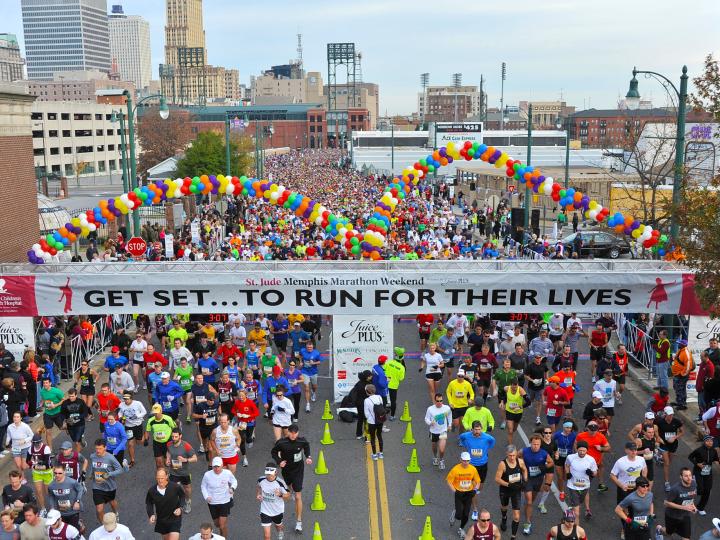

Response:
(366, 443), (393, 540)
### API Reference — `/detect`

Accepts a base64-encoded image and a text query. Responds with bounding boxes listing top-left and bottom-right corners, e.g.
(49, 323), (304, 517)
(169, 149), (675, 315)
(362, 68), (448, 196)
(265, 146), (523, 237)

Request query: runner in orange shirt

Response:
(575, 421), (611, 492)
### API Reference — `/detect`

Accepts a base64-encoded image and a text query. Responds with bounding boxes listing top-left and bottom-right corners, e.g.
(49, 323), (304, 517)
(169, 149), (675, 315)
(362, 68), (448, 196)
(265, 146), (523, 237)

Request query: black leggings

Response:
(356, 412), (366, 437)
(695, 471), (713, 510)
(454, 490), (474, 528)
(388, 389), (398, 417)
(368, 423), (384, 454)
(289, 393), (301, 420)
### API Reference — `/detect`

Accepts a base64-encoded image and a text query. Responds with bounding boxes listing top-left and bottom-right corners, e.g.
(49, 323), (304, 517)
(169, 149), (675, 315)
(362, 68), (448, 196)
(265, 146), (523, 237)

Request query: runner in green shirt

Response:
(428, 321), (446, 345)
(174, 357), (195, 423)
(167, 320), (189, 347)
(40, 379), (65, 447)
(143, 403), (177, 469)
(260, 352), (279, 380)
(493, 359), (518, 430)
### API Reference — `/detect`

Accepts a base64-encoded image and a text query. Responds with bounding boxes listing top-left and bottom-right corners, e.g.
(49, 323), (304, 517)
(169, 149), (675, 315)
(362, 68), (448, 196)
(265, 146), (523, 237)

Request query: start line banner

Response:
(0, 269), (708, 316)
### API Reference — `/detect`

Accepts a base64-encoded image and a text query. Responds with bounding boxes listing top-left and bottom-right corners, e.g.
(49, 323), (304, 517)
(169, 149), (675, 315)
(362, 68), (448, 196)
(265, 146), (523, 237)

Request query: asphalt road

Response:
(33, 319), (720, 539)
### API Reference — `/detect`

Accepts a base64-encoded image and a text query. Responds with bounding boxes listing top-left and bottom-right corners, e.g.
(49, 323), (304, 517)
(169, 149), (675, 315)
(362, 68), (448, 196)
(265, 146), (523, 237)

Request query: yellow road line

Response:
(366, 444), (381, 540)
(376, 457), (393, 540)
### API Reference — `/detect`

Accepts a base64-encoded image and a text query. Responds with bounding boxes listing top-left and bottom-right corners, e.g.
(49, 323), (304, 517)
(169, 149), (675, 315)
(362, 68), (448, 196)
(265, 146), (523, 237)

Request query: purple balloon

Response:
(624, 226), (632, 235)
(573, 201), (582, 209)
(447, 156), (454, 163)
(439, 148), (447, 157)
(631, 220), (640, 229)
(538, 176), (545, 183)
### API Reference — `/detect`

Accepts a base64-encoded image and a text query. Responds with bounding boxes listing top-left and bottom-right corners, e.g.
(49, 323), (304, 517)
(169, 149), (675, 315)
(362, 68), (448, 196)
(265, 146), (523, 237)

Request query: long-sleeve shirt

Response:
(103, 421), (128, 455)
(47, 477), (83, 516)
(145, 482), (185, 521)
(153, 381), (185, 413)
(109, 371), (135, 395)
(271, 436), (311, 473)
(200, 469), (237, 505)
(425, 404), (451, 435)
(262, 376), (290, 405)
(461, 406), (495, 432)
(371, 365), (388, 397)
(88, 452), (123, 491)
(529, 337), (553, 358)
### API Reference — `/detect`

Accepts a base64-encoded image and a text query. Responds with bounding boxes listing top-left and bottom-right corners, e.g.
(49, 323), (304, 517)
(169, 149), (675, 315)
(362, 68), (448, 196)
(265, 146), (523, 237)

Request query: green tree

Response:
(675, 54), (720, 315)
(175, 130), (253, 178)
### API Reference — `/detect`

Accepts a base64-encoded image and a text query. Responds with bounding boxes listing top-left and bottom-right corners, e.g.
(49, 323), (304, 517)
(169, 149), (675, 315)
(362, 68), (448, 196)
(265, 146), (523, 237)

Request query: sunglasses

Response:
(479, 518), (491, 522)
(543, 431), (552, 435)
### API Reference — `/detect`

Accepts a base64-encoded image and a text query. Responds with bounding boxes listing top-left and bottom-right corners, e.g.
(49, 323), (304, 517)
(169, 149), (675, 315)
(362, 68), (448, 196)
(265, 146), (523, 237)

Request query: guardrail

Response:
(68, 314), (133, 378)
(613, 313), (656, 379)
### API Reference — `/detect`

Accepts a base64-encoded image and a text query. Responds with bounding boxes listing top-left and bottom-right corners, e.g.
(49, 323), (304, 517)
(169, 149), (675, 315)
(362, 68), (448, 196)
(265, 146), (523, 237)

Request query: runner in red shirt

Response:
(230, 389), (260, 456)
(589, 322), (608, 382)
(143, 344), (167, 387)
(575, 421), (611, 491)
(416, 314), (434, 352)
(612, 344), (629, 403)
(542, 376), (570, 431)
(216, 337), (242, 367)
(94, 383), (121, 432)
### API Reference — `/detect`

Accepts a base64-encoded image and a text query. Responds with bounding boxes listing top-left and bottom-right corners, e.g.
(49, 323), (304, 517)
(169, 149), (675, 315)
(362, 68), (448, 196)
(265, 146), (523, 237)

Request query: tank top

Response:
(500, 458), (523, 492)
(556, 523), (579, 540)
(57, 451), (82, 480)
(472, 521), (494, 540)
(216, 380), (235, 404)
(214, 426), (237, 458)
(506, 387), (524, 414)
(638, 436), (656, 464)
(48, 522), (70, 540)
(78, 368), (95, 393)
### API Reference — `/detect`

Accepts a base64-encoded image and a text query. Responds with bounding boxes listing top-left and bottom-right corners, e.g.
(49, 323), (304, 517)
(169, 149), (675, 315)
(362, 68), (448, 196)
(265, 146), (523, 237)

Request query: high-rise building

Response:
(252, 68), (323, 105)
(0, 34), (25, 82)
(21, 0), (111, 80)
(164, 0), (206, 66)
(418, 85), (484, 123)
(20, 70), (135, 103)
(108, 5), (152, 89)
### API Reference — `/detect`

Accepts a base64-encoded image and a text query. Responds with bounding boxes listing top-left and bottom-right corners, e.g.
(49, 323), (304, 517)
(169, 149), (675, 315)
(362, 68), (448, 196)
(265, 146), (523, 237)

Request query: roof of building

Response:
(183, 103), (326, 122)
(569, 108), (673, 119)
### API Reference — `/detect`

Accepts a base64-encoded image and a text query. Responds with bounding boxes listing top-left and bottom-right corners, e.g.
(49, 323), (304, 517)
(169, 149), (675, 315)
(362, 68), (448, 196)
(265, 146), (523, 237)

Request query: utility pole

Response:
(479, 74), (486, 122)
(500, 62), (506, 130)
(524, 103), (532, 231)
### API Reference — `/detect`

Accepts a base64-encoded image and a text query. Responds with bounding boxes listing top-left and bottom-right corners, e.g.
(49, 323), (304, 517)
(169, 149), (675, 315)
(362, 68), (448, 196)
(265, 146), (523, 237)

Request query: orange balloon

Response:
(58, 227), (68, 236)
(573, 192), (582, 202)
(440, 157), (449, 166)
(624, 216), (633, 226)
(67, 232), (77, 242)
(432, 151), (441, 161)
(370, 251), (381, 260)
(615, 224), (625, 233)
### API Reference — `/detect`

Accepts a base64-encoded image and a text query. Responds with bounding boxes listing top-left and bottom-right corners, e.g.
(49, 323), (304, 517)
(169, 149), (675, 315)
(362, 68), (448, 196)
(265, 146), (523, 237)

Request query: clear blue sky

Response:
(5, 0), (718, 115)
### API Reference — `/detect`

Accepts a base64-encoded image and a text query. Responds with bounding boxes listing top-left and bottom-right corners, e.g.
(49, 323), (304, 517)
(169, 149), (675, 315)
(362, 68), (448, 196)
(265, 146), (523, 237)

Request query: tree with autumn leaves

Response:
(675, 54), (720, 316)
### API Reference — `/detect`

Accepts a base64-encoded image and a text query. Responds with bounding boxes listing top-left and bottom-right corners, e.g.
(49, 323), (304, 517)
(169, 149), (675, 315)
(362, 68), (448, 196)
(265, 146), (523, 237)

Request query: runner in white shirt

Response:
(548, 314), (565, 343)
(424, 394), (452, 470)
(255, 314), (271, 331)
(187, 523), (225, 540)
(446, 314), (469, 356)
(257, 463), (291, 540)
(118, 393), (147, 467)
(201, 457), (237, 539)
(511, 325), (527, 349)
(227, 313), (246, 326)
(129, 336), (147, 389)
(593, 370), (619, 427)
(566, 314), (582, 330)
(168, 340), (193, 371)
(565, 441), (598, 522)
(228, 321), (247, 349)
(610, 442), (647, 526)
(420, 343), (445, 402)
(88, 512), (135, 540)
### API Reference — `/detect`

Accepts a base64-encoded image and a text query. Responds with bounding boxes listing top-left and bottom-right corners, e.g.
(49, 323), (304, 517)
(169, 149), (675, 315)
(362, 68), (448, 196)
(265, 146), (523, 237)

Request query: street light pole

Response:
(557, 116), (570, 189)
(524, 103), (533, 231)
(625, 66), (688, 239)
(390, 120), (395, 175)
(224, 117), (231, 177)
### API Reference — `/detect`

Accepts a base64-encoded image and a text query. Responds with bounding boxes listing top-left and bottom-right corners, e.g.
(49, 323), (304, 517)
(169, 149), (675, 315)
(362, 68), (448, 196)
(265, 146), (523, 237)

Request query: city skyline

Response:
(5, 0), (718, 114)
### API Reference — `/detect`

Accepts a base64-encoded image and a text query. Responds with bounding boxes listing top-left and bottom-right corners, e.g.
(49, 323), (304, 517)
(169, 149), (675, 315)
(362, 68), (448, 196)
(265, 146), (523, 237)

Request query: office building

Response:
(21, 0), (111, 80)
(419, 85), (484, 123)
(0, 34), (25, 82)
(252, 68), (323, 105)
(21, 70), (135, 102)
(108, 5), (152, 89)
(519, 101), (575, 129)
(31, 101), (124, 182)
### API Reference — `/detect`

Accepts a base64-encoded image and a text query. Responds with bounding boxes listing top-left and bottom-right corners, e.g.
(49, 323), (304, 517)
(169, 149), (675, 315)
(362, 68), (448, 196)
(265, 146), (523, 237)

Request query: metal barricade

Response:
(613, 313), (656, 379)
(68, 314), (133, 378)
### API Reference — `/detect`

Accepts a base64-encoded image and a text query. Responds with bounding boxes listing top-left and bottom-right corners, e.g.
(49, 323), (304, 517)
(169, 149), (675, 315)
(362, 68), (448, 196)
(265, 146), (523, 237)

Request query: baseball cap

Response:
(272, 365), (282, 377)
(160, 371), (170, 379)
(534, 352), (543, 358)
(625, 441), (638, 450)
(377, 355), (388, 364)
(102, 513), (118, 531)
(394, 346), (405, 358)
(45, 509), (61, 524)
(549, 375), (561, 383)
(457, 370), (466, 378)
(703, 434), (714, 442)
(211, 457), (223, 467)
(592, 391), (603, 399)
(460, 452), (471, 461)
(644, 412), (655, 420)
(293, 322), (300, 326)
(111, 346), (119, 353)
(151, 403), (163, 413)
(60, 441), (73, 450)
(677, 339), (688, 346)
(664, 406), (674, 415)
(32, 433), (42, 444)
(122, 392), (132, 399)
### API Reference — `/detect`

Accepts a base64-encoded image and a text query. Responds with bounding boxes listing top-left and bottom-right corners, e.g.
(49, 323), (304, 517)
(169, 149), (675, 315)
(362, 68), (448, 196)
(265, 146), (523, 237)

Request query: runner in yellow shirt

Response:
(446, 370), (475, 434)
(247, 322), (268, 354)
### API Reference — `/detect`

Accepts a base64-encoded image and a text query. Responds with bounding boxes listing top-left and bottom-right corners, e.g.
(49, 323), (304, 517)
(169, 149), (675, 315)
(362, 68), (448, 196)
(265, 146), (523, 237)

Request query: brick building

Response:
(569, 108), (674, 148)
(0, 83), (41, 262)
(183, 103), (370, 149)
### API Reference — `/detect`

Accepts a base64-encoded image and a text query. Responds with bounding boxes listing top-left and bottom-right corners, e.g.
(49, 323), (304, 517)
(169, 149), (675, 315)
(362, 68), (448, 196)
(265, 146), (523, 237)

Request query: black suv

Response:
(561, 230), (632, 259)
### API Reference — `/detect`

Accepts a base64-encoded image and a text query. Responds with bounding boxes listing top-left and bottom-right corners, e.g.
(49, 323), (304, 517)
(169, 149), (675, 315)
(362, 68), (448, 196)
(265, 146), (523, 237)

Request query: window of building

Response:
(309, 126), (315, 133)
(31, 112), (42, 120)
(95, 114), (102, 120)
(109, 160), (116, 171)
(61, 113), (69, 120)
(49, 147), (59, 155)
(62, 130), (70, 137)
(74, 129), (91, 137)
(76, 146), (92, 153)
(65, 164), (73, 176)
(108, 144), (115, 151)
(97, 161), (106, 172)
(317, 126), (322, 133)
(51, 165), (61, 173)
(33, 148), (44, 156)
(96, 145), (104, 152)
(48, 130), (58, 137)
(107, 129), (114, 136)
(95, 129), (103, 136)
(64, 147), (72, 154)
(105, 114), (111, 121)
(73, 113), (91, 120)
(32, 130), (43, 138)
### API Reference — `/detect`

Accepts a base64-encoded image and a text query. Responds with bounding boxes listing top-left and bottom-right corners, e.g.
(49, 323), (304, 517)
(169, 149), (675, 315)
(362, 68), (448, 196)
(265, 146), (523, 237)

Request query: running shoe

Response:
(242, 456), (248, 467)
(655, 525), (664, 540)
(295, 522), (302, 533)
(523, 522), (531, 536)
(439, 459), (445, 470)
(500, 421), (506, 430)
(198, 443), (205, 454)
(278, 532), (284, 540)
(378, 452), (384, 459)
(371, 453), (378, 461)
(305, 403), (311, 413)
(185, 415), (191, 424)
(311, 392), (317, 402)
(184, 501), (191, 514)
(247, 442), (254, 449)
(449, 509), (456, 526)
(432, 457), (439, 466)
(382, 426), (390, 433)
(699, 510), (707, 516)
(457, 528), (464, 538)
(585, 509), (592, 520)
(535, 417), (541, 426)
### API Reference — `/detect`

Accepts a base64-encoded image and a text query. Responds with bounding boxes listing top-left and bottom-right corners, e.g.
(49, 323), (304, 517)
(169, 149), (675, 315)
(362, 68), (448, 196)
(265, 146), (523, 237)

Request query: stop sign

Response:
(126, 236), (147, 257)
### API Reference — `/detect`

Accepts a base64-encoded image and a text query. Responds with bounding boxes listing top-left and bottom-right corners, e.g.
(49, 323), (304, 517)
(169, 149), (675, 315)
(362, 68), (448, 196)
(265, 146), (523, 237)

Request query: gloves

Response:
(566, 471), (572, 479)
(80, 472), (86, 482)
(585, 468), (595, 478)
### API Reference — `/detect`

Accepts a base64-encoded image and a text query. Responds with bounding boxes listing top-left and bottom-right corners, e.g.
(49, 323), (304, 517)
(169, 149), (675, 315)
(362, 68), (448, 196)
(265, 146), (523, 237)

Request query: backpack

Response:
(372, 399), (388, 424)
(0, 402), (7, 428)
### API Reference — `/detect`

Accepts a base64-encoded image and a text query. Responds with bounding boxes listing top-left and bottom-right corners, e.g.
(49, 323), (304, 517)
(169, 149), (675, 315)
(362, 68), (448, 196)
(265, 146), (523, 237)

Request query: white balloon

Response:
(126, 199), (135, 209)
(589, 210), (598, 220)
(225, 184), (235, 195)
(174, 178), (184, 188)
(270, 192), (280, 201)
(315, 216), (323, 225)
(42, 252), (52, 262)
(31, 243), (40, 252)
(87, 223), (97, 232)
(543, 183), (553, 196)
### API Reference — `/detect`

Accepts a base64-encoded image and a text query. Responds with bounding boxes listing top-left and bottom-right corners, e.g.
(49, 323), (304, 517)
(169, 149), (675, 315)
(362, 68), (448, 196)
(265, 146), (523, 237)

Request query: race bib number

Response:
(509, 403), (520, 411)
(459, 479), (472, 489)
(125, 429), (133, 438)
(195, 396), (206, 404)
(508, 473), (521, 483)
(107, 437), (117, 445)
(633, 516), (648, 526)
(701, 465), (711, 476)
(247, 391), (256, 400)
(58, 500), (71, 511)
(471, 449), (483, 457)
(220, 393), (229, 402)
(94, 470), (106, 482)
(202, 368), (210, 375)
(171, 459), (181, 469)
(153, 431), (167, 442)
(294, 451), (303, 463)
(205, 417), (215, 426)
(573, 478), (588, 488)
(529, 466), (541, 477)
(547, 408), (557, 417)
(558, 448), (568, 457)
(455, 391), (465, 398)
(11, 446), (22, 454)
(665, 432), (676, 441)
(681, 499), (694, 507)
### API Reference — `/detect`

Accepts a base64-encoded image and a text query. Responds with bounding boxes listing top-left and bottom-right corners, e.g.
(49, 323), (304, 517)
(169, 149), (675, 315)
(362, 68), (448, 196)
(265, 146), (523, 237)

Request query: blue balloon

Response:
(61, 237), (70, 247)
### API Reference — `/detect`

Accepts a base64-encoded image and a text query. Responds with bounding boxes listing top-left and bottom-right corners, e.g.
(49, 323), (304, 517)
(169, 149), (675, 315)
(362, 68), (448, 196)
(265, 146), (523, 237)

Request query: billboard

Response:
(434, 122), (483, 147)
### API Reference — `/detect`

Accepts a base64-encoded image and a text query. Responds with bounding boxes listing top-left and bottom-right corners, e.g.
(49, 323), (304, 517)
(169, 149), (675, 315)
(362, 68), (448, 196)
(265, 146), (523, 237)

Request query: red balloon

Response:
(49, 247), (57, 255)
(464, 141), (472, 150)
(306, 247), (316, 256)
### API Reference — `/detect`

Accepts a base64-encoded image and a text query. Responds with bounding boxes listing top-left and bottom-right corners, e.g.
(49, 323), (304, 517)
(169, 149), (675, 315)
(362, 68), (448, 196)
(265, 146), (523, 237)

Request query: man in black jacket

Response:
(146, 467), (185, 540)
(350, 370), (373, 439)
(271, 424), (312, 534)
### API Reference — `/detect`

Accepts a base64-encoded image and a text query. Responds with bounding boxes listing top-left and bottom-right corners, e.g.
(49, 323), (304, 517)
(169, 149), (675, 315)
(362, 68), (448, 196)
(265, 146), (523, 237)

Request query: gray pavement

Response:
(5, 319), (719, 539)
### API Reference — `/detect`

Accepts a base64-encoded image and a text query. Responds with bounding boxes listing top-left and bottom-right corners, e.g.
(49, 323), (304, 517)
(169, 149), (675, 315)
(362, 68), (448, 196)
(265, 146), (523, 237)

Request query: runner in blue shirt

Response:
(283, 360), (303, 422)
(271, 315), (289, 354)
(521, 434), (553, 535)
(153, 372), (185, 420)
(289, 323), (310, 358)
(262, 366), (290, 418)
(196, 351), (220, 385)
(104, 346), (128, 372)
(245, 342), (261, 379)
(299, 342), (321, 413)
(459, 420), (496, 521)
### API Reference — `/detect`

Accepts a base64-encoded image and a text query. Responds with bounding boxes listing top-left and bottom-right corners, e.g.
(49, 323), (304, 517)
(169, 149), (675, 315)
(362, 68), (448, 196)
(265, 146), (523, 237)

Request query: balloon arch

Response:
(27, 141), (670, 263)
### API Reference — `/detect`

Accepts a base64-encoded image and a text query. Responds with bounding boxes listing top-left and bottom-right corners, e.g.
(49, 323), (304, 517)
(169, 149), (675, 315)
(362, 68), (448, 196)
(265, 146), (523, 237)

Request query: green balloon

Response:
(350, 237), (359, 245)
(241, 188), (248, 196)
(559, 189), (566, 198)
(427, 165), (435, 172)
(351, 245), (360, 255)
(192, 176), (200, 183)
(660, 234), (668, 243)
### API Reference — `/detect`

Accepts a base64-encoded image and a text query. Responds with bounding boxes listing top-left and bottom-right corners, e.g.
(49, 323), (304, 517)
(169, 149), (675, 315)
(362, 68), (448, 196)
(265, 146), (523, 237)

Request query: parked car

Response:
(560, 230), (632, 259)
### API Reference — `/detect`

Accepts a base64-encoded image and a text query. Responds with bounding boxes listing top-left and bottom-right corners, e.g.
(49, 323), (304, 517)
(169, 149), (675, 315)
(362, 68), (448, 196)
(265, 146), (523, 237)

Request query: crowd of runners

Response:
(0, 311), (719, 538)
